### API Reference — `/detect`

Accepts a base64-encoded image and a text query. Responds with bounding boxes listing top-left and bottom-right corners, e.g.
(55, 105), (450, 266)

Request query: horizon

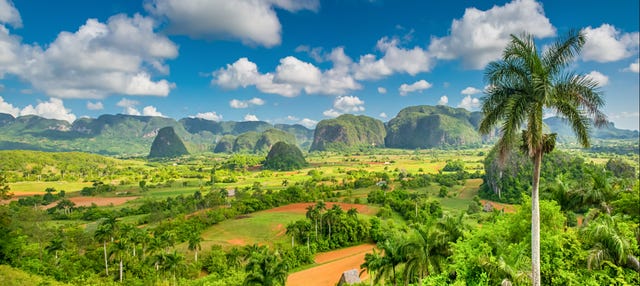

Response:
(0, 0), (638, 130)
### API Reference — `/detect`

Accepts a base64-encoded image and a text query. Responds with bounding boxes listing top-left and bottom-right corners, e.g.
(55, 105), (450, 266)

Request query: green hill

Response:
(254, 128), (297, 153)
(385, 105), (482, 149)
(213, 135), (236, 153)
(148, 127), (189, 158)
(310, 114), (386, 151)
(263, 141), (308, 171)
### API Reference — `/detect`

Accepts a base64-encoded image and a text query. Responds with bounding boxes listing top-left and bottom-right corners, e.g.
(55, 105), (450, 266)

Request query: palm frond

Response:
(542, 29), (585, 75)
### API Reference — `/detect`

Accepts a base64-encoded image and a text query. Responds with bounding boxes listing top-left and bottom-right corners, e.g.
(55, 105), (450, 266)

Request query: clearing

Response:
(265, 202), (377, 216)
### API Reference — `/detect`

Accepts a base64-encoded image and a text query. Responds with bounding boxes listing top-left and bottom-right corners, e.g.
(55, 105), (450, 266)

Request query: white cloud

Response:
(399, 79), (432, 96)
(299, 118), (317, 128)
(428, 0), (555, 69)
(19, 98), (76, 123)
(0, 14), (177, 98)
(354, 37), (433, 80)
(461, 86), (482, 95)
(585, 71), (609, 86)
(582, 24), (639, 62)
(610, 111), (640, 119)
(117, 98), (139, 108)
(230, 97), (265, 109)
(379, 112), (388, 118)
(86, 101), (104, 110)
(458, 95), (481, 110)
(146, 0), (318, 47)
(322, 109), (341, 118)
(274, 56), (322, 86)
(624, 59), (639, 73)
(244, 114), (259, 121)
(0, 96), (19, 116)
(333, 95), (365, 113)
(191, 111), (222, 121)
(0, 0), (22, 28)
(213, 51), (360, 97)
(124, 106), (141, 116)
(142, 105), (164, 117)
(377, 87), (387, 94)
(438, 95), (449, 105)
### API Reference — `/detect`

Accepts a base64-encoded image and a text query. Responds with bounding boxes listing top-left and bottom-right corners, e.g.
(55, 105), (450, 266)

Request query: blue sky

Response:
(0, 0), (638, 130)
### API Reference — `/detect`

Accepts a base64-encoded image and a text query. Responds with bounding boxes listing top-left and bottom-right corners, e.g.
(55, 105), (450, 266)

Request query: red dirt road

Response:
(265, 202), (376, 216)
(480, 200), (517, 213)
(287, 243), (376, 286)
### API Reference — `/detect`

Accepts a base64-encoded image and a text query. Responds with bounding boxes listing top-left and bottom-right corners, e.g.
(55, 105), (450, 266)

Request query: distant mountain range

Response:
(0, 106), (636, 156)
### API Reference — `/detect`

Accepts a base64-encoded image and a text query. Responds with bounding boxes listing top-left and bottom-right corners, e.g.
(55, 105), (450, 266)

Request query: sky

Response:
(0, 0), (638, 130)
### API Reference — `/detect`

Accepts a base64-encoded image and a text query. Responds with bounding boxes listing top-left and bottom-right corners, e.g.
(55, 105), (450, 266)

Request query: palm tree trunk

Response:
(195, 250), (198, 263)
(531, 151), (542, 286)
(104, 241), (109, 276)
(119, 258), (123, 282)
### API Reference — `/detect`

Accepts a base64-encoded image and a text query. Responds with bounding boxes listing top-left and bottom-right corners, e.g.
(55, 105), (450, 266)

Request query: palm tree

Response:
(162, 250), (186, 285)
(110, 240), (128, 282)
(401, 224), (447, 285)
(243, 250), (288, 286)
(94, 223), (112, 276)
(581, 214), (640, 272)
(375, 239), (405, 286)
(45, 236), (64, 261)
(305, 205), (320, 240)
(187, 232), (202, 263)
(479, 30), (607, 285)
(360, 249), (382, 286)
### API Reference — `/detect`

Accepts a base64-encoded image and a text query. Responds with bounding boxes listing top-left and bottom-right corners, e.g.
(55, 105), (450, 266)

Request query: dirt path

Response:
(287, 243), (375, 286)
(265, 202), (376, 216)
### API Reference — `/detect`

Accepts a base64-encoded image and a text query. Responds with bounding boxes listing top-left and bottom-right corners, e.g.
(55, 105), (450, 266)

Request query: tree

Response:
(479, 30), (607, 286)
(0, 172), (13, 200)
(187, 232), (202, 263)
(243, 249), (288, 286)
(375, 239), (405, 286)
(581, 214), (640, 272)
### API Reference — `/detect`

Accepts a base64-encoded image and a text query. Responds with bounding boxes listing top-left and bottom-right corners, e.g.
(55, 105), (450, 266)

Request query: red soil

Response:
(480, 200), (517, 213)
(265, 202), (376, 216)
(287, 243), (376, 286)
(43, 196), (139, 209)
(227, 239), (246, 245)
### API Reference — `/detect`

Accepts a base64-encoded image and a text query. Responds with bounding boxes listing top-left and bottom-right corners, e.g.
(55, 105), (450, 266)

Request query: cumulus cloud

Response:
(354, 37), (433, 80)
(146, 0), (319, 47)
(458, 95), (480, 110)
(244, 114), (259, 121)
(379, 112), (388, 118)
(333, 95), (365, 113)
(461, 86), (482, 95)
(585, 71), (609, 86)
(213, 50), (361, 97)
(229, 97), (265, 109)
(428, 0), (555, 69)
(438, 95), (449, 105)
(0, 0), (22, 27)
(322, 109), (341, 118)
(298, 118), (318, 128)
(399, 80), (432, 96)
(117, 98), (139, 108)
(191, 111), (222, 121)
(142, 105), (164, 117)
(124, 107), (141, 116)
(624, 59), (639, 73)
(20, 98), (76, 123)
(377, 87), (387, 94)
(582, 24), (639, 62)
(0, 13), (178, 98)
(0, 96), (20, 116)
(86, 101), (104, 110)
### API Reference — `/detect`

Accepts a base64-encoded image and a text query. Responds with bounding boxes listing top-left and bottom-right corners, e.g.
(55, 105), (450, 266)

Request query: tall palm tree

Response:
(94, 223), (112, 276)
(187, 232), (202, 263)
(375, 239), (405, 286)
(305, 205), (320, 240)
(479, 30), (607, 286)
(401, 223), (447, 285)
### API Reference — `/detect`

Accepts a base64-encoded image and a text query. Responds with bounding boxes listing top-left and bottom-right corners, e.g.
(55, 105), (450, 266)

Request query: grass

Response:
(0, 265), (69, 286)
(8, 181), (93, 193)
(199, 211), (305, 250)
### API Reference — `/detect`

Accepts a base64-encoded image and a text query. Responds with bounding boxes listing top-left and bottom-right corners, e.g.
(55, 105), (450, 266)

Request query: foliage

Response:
(263, 142), (308, 171)
(148, 127), (189, 158)
(311, 114), (386, 151)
